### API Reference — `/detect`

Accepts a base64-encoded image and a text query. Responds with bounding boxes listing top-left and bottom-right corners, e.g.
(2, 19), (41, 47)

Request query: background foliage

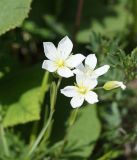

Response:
(0, 0), (137, 159)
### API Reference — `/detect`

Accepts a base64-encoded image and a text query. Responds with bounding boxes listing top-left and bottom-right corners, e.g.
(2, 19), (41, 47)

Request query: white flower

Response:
(42, 36), (85, 78)
(61, 75), (99, 108)
(103, 81), (126, 90)
(74, 54), (110, 79)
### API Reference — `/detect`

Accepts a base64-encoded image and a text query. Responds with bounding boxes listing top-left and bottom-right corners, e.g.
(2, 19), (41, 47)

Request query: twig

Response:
(73, 0), (84, 47)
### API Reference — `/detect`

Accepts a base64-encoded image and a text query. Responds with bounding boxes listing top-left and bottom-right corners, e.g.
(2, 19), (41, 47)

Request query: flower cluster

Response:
(42, 36), (126, 108)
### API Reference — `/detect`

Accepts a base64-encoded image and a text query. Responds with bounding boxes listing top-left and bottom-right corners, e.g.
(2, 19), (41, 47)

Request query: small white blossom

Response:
(103, 81), (126, 90)
(42, 36), (85, 78)
(74, 54), (110, 79)
(61, 75), (98, 108)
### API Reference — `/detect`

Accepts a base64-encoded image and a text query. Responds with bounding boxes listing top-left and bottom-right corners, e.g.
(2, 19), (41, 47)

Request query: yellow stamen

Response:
(56, 59), (64, 67)
(78, 86), (87, 94)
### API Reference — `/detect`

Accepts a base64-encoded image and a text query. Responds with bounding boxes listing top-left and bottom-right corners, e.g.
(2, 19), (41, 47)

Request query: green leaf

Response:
(131, 47), (137, 59)
(0, 0), (32, 36)
(65, 105), (101, 159)
(0, 64), (46, 127)
(97, 150), (122, 160)
(3, 88), (41, 127)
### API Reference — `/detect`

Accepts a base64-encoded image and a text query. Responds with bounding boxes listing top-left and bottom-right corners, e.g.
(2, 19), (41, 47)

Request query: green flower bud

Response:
(103, 81), (126, 90)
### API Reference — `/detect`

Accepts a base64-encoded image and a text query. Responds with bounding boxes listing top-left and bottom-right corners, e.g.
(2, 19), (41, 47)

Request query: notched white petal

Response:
(42, 60), (57, 72)
(66, 54), (85, 68)
(76, 74), (97, 90)
(73, 63), (85, 75)
(60, 86), (77, 97)
(73, 68), (81, 75)
(94, 65), (110, 77)
(76, 74), (85, 86)
(84, 79), (98, 90)
(43, 42), (57, 60)
(85, 91), (98, 104)
(76, 63), (85, 71)
(85, 54), (97, 69)
(57, 67), (74, 78)
(70, 96), (84, 108)
(58, 36), (73, 59)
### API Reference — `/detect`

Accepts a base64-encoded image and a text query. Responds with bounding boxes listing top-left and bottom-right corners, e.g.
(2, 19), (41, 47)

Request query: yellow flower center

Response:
(56, 59), (65, 67)
(78, 86), (87, 94)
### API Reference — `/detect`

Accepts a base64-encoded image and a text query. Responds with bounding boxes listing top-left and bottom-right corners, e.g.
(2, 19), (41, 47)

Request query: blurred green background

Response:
(0, 0), (137, 159)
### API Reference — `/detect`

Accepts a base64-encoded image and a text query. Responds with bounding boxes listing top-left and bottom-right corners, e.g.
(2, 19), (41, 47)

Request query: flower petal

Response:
(73, 63), (85, 74)
(61, 86), (77, 97)
(66, 54), (85, 68)
(76, 74), (91, 86)
(86, 79), (98, 90)
(82, 78), (98, 90)
(43, 42), (57, 60)
(58, 36), (73, 59)
(70, 96), (84, 108)
(85, 91), (98, 104)
(120, 82), (126, 90)
(93, 65), (110, 77)
(76, 63), (85, 71)
(76, 74), (85, 86)
(57, 67), (73, 78)
(42, 60), (57, 72)
(76, 75), (98, 90)
(85, 54), (97, 69)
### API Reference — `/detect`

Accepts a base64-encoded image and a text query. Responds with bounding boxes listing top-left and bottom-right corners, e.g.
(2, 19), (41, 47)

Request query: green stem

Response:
(27, 111), (54, 157)
(37, 77), (62, 150)
(27, 76), (62, 157)
(29, 121), (39, 146)
(40, 72), (50, 103)
(57, 77), (62, 89)
(68, 108), (79, 127)
(29, 72), (49, 145)
(94, 86), (103, 90)
(0, 125), (10, 157)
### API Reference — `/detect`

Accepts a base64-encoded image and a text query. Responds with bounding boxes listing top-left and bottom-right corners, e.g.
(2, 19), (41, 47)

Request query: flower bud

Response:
(103, 81), (126, 90)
